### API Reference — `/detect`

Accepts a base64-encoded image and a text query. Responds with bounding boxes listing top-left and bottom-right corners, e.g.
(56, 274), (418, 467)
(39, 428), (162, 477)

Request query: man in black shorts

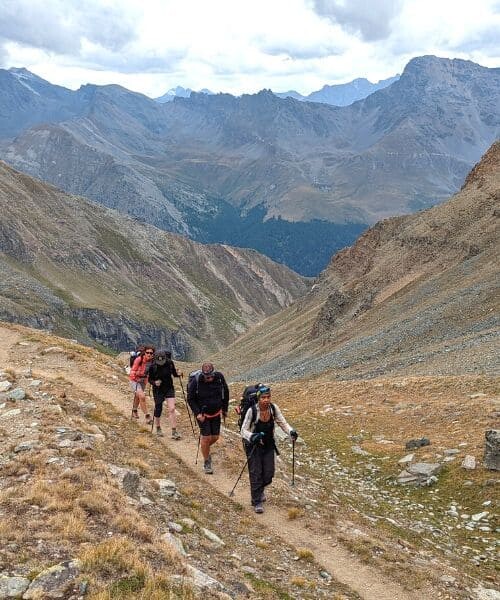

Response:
(187, 362), (229, 474)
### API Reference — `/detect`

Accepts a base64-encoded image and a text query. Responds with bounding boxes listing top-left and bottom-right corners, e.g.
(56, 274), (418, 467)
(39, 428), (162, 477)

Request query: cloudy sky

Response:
(0, 0), (499, 97)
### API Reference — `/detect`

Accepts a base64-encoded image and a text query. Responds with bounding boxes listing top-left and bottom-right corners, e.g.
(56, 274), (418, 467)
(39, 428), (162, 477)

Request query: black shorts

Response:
(198, 415), (221, 436)
(153, 388), (175, 402)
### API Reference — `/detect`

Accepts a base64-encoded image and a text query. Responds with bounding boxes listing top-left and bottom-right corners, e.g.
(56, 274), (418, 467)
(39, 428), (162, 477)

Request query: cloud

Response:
(312, 0), (404, 41)
(0, 0), (137, 53)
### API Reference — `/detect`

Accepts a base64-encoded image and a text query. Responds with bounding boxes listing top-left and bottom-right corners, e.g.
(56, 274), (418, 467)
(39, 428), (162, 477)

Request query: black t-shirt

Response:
(148, 360), (178, 392)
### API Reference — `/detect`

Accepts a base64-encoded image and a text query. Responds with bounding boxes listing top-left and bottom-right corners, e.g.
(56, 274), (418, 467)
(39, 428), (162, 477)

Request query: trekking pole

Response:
(291, 439), (296, 487)
(229, 443), (256, 497)
(195, 434), (201, 465)
(179, 375), (196, 438)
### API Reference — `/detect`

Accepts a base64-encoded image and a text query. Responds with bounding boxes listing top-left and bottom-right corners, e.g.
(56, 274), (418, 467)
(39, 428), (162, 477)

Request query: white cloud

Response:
(0, 0), (498, 97)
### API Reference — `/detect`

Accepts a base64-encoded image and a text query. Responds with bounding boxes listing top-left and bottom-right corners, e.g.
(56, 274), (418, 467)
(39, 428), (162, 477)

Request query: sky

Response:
(0, 0), (499, 97)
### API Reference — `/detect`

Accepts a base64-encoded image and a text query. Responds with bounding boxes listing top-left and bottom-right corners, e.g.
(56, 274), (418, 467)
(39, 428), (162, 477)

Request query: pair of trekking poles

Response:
(229, 437), (296, 497)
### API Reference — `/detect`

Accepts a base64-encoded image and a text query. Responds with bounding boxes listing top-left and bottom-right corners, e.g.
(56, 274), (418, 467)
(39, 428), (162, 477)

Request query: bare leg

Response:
(166, 397), (176, 429)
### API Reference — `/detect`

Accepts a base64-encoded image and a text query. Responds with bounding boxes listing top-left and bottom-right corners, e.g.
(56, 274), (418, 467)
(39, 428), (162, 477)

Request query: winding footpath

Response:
(0, 325), (437, 600)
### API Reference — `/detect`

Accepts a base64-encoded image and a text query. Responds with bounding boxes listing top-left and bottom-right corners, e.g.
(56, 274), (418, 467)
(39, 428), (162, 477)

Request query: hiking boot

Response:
(156, 427), (164, 437)
(254, 503), (264, 514)
(145, 414), (153, 425)
(171, 429), (181, 440)
(203, 457), (213, 474)
(131, 408), (139, 419)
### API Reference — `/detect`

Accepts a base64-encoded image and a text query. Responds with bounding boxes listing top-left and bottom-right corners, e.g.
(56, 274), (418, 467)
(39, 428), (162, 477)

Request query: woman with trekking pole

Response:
(148, 350), (184, 438)
(240, 385), (298, 513)
(129, 344), (155, 424)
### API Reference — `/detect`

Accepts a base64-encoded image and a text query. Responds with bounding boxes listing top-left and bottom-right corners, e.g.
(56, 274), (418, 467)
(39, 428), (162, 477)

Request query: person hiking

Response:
(187, 362), (229, 474)
(148, 349), (183, 438)
(129, 344), (154, 424)
(241, 385), (298, 513)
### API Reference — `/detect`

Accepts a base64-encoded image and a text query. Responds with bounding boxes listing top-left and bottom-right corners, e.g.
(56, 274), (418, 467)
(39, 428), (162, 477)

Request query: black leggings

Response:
(246, 443), (275, 505)
(153, 388), (174, 418)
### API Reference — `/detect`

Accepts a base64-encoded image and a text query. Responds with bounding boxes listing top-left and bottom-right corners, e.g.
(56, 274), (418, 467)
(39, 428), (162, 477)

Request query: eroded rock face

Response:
(484, 430), (500, 471)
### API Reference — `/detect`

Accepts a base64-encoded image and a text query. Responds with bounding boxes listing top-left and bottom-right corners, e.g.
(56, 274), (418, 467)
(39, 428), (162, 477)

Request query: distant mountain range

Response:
(0, 161), (307, 355)
(0, 56), (498, 275)
(155, 85), (214, 103)
(222, 142), (500, 380)
(274, 75), (400, 106)
(156, 75), (399, 107)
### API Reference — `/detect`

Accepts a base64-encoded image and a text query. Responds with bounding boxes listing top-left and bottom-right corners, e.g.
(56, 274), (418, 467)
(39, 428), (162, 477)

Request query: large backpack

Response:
(188, 370), (225, 397)
(129, 350), (143, 368)
(236, 383), (263, 430)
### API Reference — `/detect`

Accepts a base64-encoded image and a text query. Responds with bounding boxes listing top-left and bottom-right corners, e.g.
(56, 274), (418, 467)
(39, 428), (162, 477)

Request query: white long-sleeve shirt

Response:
(240, 403), (293, 444)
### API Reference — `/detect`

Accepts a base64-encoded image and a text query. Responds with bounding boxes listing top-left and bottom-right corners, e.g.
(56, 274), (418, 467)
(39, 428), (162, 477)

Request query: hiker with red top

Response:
(129, 344), (154, 424)
(187, 362), (229, 474)
(241, 385), (298, 513)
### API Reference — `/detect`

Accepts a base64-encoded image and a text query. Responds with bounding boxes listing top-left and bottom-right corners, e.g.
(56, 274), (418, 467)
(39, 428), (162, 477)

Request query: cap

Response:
(201, 362), (215, 377)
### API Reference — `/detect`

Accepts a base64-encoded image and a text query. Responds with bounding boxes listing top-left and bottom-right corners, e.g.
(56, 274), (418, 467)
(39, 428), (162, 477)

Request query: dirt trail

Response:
(0, 326), (436, 600)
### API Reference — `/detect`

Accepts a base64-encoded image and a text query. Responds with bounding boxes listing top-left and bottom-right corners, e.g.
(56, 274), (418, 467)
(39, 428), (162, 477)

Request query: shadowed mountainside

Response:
(0, 161), (308, 356)
(219, 142), (500, 381)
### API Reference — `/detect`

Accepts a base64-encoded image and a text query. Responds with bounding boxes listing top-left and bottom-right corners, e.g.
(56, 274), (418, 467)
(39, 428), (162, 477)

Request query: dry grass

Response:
(111, 513), (154, 543)
(287, 507), (302, 520)
(48, 510), (89, 541)
(255, 539), (270, 549)
(290, 576), (307, 587)
(296, 548), (314, 561)
(78, 491), (112, 517)
(125, 458), (153, 477)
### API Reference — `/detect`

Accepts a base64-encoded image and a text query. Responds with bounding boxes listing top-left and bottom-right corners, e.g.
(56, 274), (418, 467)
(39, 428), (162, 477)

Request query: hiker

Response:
(129, 344), (154, 424)
(241, 384), (298, 513)
(187, 362), (229, 474)
(148, 349), (183, 438)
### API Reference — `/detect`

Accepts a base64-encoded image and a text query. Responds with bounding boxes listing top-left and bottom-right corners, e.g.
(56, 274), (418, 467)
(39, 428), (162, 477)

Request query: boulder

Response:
(23, 560), (80, 599)
(0, 382), (12, 393)
(462, 455), (476, 470)
(0, 575), (30, 598)
(484, 430), (500, 471)
(7, 389), (26, 401)
(155, 479), (177, 497)
(161, 532), (187, 556)
(405, 437), (430, 450)
(108, 465), (141, 497)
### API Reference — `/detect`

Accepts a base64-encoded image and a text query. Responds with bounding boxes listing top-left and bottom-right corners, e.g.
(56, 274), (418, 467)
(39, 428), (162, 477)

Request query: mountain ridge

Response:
(0, 160), (308, 356)
(218, 142), (500, 381)
(1, 55), (498, 275)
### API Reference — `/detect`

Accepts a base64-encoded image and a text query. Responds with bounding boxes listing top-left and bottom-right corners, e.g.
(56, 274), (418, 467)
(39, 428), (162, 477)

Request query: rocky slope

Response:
(219, 142), (500, 381)
(0, 323), (497, 600)
(1, 56), (498, 274)
(0, 161), (308, 356)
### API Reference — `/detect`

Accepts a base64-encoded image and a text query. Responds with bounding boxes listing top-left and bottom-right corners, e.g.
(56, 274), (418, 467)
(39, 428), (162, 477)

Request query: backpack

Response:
(188, 369), (223, 391)
(129, 350), (143, 368)
(236, 383), (262, 430)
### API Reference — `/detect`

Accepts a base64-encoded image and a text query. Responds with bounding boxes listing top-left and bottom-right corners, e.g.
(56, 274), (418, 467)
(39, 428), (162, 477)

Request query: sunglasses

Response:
(144, 351), (154, 355)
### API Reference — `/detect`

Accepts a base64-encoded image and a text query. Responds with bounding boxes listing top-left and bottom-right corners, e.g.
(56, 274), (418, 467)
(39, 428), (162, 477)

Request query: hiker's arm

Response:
(186, 380), (201, 415)
(240, 408), (254, 443)
(221, 376), (230, 413)
(273, 404), (293, 436)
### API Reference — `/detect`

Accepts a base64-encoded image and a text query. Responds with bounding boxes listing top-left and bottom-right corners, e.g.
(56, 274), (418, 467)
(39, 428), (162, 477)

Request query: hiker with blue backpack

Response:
(187, 362), (229, 474)
(240, 385), (298, 513)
